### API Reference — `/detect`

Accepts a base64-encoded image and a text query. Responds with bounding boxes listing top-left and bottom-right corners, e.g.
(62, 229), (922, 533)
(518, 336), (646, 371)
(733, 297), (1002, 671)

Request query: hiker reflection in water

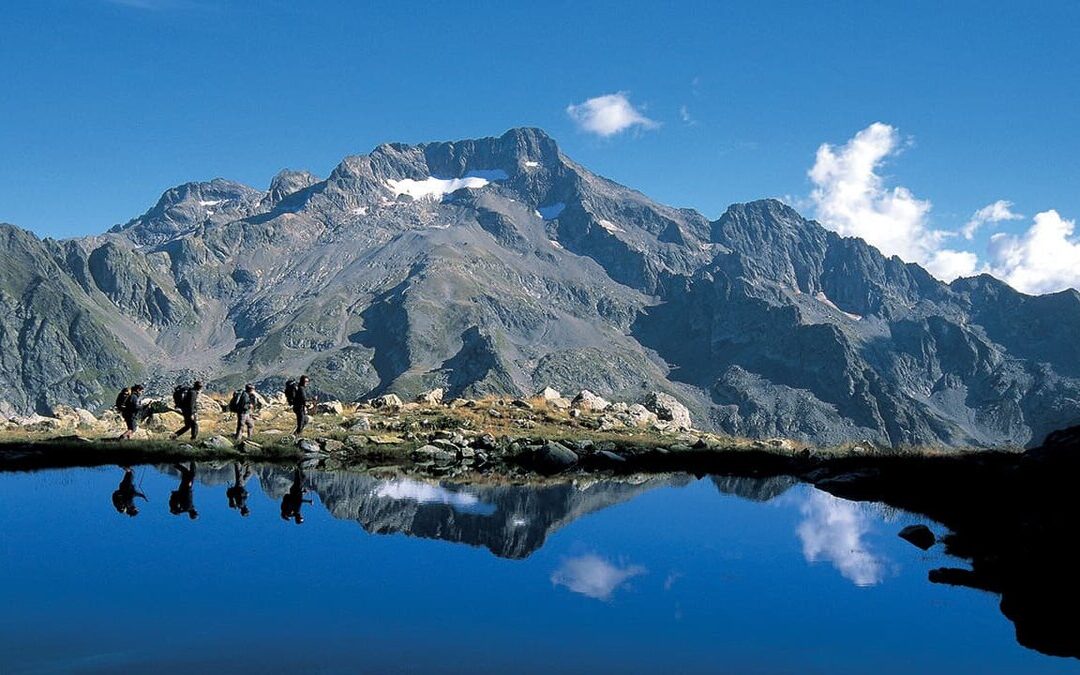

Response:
(280, 467), (312, 524)
(168, 461), (199, 520)
(226, 462), (252, 517)
(111, 466), (147, 517)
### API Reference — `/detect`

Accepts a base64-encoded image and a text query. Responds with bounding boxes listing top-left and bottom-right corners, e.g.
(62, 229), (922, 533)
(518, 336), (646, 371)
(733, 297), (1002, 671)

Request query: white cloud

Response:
(808, 122), (977, 282)
(373, 479), (493, 514)
(986, 210), (1080, 294)
(679, 105), (694, 125)
(566, 93), (658, 138)
(962, 200), (1023, 240)
(551, 554), (646, 600)
(796, 490), (886, 587)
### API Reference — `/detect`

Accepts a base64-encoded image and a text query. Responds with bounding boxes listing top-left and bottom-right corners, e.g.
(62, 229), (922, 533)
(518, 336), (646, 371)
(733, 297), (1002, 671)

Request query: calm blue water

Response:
(0, 465), (1073, 674)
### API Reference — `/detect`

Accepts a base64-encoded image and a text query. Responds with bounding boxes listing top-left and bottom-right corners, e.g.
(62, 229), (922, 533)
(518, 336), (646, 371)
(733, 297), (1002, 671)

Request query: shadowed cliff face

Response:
(3, 127), (1080, 448)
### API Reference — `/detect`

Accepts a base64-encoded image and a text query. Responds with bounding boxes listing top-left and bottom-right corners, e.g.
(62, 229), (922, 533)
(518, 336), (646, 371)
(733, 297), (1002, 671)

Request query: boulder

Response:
(371, 394), (404, 410)
(13, 414), (62, 431)
(534, 441), (578, 474)
(267, 392), (288, 406)
(625, 404), (658, 428)
(412, 444), (457, 464)
(202, 435), (234, 450)
(316, 400), (345, 415)
(511, 398), (534, 410)
(643, 392), (692, 430)
(448, 398), (475, 408)
(320, 438), (346, 453)
(348, 416), (372, 432)
(145, 410), (184, 431)
(536, 386), (563, 401)
(571, 389), (610, 412)
(415, 388), (445, 405)
(898, 524), (936, 550)
(297, 438), (323, 454)
(252, 391), (271, 408)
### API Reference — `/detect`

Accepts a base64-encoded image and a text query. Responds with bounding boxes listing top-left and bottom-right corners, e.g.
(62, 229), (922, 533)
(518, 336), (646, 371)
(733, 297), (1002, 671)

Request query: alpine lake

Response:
(0, 463), (1076, 674)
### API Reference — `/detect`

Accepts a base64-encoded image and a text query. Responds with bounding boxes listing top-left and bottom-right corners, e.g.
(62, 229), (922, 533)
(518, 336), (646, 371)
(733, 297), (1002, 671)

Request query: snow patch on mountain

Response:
(386, 170), (507, 201)
(598, 219), (625, 234)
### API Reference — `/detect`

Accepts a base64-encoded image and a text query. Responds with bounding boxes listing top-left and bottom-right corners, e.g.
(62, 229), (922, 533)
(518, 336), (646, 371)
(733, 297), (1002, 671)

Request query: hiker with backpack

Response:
(117, 384), (145, 440)
(285, 375), (312, 435)
(230, 383), (260, 442)
(171, 381), (203, 441)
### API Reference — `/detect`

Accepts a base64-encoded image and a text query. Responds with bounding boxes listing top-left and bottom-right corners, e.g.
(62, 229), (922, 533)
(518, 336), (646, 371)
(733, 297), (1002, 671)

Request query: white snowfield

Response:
(598, 218), (625, 234)
(385, 169), (508, 201)
(198, 199), (224, 207)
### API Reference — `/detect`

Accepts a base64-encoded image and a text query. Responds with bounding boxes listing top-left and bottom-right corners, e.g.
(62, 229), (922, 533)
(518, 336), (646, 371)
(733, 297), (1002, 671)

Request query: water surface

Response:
(0, 465), (1072, 673)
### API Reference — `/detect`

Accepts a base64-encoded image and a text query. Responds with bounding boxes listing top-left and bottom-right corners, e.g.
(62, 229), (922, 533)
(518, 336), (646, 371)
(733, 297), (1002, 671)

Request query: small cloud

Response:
(679, 105), (694, 125)
(566, 92), (659, 138)
(986, 209), (1080, 294)
(797, 490), (887, 587)
(663, 571), (683, 590)
(551, 554), (646, 600)
(961, 199), (1023, 239)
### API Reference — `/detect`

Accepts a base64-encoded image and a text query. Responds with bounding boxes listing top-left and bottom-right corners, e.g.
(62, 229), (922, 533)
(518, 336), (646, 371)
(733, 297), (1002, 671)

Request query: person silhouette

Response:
(168, 461), (199, 520)
(111, 466), (147, 517)
(226, 462), (252, 517)
(280, 467), (312, 524)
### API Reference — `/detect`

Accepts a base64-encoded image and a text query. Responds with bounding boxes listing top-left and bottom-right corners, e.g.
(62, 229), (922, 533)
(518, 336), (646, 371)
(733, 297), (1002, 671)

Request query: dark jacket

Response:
(123, 393), (143, 417)
(182, 389), (199, 416)
(292, 384), (308, 410)
(237, 391), (258, 414)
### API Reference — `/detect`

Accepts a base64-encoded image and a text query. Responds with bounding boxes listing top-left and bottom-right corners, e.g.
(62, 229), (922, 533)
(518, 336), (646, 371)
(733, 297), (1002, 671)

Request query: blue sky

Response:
(2, 0), (1078, 291)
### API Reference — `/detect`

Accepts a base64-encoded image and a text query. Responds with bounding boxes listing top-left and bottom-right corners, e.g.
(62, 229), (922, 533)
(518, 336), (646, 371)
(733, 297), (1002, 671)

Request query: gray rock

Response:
(316, 401), (345, 415)
(297, 438), (322, 454)
(371, 394), (404, 410)
(571, 390), (610, 412)
(534, 441), (578, 474)
(643, 392), (692, 430)
(412, 444), (457, 464)
(415, 388), (445, 405)
(202, 435), (234, 450)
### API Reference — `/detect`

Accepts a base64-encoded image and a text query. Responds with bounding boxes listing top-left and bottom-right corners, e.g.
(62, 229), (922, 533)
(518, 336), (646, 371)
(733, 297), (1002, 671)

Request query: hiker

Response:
(230, 384), (259, 442)
(286, 375), (311, 435)
(111, 466), (147, 517)
(118, 384), (145, 440)
(280, 466), (311, 524)
(168, 461), (198, 520)
(226, 462), (252, 517)
(172, 381), (203, 441)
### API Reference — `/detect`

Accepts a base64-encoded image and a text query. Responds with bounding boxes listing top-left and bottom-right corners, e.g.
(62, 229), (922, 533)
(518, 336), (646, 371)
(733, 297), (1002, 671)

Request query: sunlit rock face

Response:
(3, 128), (1080, 447)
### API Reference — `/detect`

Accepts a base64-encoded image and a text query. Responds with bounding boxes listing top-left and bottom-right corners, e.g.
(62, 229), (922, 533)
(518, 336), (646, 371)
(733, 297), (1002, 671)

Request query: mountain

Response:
(2, 127), (1079, 448)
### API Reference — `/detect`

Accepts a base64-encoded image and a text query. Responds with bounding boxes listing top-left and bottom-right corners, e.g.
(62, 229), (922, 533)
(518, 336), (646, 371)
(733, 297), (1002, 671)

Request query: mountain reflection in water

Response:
(0, 463), (1075, 673)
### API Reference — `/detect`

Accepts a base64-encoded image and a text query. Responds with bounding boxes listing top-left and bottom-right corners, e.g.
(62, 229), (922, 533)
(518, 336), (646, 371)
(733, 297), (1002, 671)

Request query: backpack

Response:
(173, 386), (190, 410)
(284, 379), (297, 406)
(228, 390), (243, 414)
(115, 388), (131, 412)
